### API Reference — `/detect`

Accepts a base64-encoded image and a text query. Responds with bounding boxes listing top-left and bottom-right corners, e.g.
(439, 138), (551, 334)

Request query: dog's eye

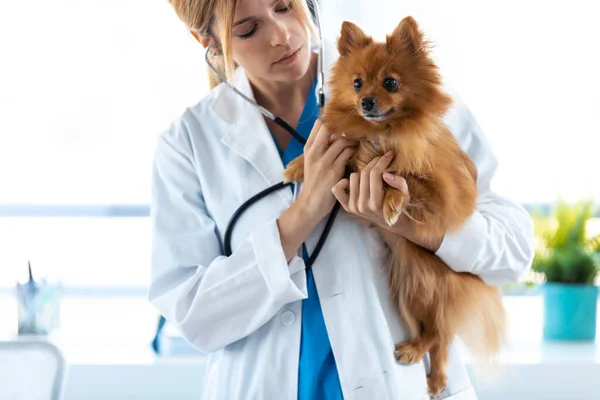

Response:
(383, 78), (399, 92)
(353, 78), (363, 92)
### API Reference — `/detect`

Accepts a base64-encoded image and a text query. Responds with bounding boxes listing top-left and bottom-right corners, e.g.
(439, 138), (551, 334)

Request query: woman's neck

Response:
(248, 52), (318, 117)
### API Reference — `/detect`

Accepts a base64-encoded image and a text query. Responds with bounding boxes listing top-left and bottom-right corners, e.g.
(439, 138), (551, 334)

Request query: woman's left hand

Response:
(331, 151), (410, 231)
(331, 152), (444, 253)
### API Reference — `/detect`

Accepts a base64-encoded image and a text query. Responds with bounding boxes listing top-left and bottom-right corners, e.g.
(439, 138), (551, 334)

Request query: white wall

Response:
(320, 0), (600, 204)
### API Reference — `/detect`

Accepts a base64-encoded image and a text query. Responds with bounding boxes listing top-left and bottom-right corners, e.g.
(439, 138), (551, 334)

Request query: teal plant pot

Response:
(543, 283), (598, 341)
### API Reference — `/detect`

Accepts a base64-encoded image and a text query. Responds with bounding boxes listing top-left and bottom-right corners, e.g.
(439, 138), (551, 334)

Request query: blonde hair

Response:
(168, 0), (317, 89)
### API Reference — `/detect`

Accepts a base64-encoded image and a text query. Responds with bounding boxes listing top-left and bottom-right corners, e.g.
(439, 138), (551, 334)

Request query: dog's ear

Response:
(386, 16), (425, 54)
(337, 21), (373, 57)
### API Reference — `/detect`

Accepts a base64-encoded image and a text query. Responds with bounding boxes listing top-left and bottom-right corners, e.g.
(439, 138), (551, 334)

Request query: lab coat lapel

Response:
(211, 42), (339, 205)
(213, 68), (292, 205)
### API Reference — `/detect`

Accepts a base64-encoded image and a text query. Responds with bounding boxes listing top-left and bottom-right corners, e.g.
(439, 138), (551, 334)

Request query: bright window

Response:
(0, 0), (208, 290)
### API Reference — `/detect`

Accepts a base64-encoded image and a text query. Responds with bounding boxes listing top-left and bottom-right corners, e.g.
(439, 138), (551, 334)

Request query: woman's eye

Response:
(383, 78), (399, 91)
(276, 1), (292, 12)
(353, 78), (363, 91)
(239, 24), (258, 39)
(238, 2), (291, 39)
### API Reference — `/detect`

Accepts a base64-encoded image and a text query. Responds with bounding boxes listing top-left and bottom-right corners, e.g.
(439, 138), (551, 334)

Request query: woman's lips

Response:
(273, 47), (302, 65)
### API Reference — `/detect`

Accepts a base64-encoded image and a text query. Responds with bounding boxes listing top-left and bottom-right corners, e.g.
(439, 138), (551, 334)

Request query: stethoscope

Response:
(205, 0), (340, 270)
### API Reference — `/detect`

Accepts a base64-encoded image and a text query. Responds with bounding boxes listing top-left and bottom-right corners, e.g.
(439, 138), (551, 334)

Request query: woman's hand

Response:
(331, 152), (444, 253)
(296, 119), (357, 222)
(331, 151), (408, 226)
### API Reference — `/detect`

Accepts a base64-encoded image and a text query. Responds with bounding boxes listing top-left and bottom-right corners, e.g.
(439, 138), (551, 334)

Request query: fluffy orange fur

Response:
(283, 17), (507, 397)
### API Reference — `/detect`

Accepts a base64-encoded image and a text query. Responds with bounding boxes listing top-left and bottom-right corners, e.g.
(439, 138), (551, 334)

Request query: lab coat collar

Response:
(214, 67), (287, 194)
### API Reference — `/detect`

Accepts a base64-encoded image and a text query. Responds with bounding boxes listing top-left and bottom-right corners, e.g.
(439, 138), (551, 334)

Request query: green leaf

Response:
(532, 198), (599, 284)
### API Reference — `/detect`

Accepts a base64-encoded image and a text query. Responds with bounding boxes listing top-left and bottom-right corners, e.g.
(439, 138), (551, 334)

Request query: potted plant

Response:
(532, 199), (600, 340)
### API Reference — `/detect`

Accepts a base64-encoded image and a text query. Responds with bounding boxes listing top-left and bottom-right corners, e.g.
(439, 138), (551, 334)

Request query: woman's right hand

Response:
(297, 119), (357, 222)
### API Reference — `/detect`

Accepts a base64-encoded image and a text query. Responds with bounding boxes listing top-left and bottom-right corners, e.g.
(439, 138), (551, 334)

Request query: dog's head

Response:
(324, 17), (452, 136)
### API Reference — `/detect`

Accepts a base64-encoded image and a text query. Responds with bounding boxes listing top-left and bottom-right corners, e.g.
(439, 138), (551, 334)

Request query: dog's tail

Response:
(450, 275), (507, 366)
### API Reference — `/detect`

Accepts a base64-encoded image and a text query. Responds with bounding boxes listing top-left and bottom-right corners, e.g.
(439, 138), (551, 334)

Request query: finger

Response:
(383, 173), (411, 206)
(347, 172), (360, 214)
(333, 146), (355, 169)
(331, 179), (350, 211)
(373, 151), (394, 172)
(322, 138), (357, 165)
(311, 122), (332, 156)
(370, 176), (385, 210)
(383, 173), (409, 195)
(371, 151), (394, 205)
(359, 162), (376, 213)
(356, 155), (382, 214)
(363, 155), (381, 172)
(305, 118), (323, 149)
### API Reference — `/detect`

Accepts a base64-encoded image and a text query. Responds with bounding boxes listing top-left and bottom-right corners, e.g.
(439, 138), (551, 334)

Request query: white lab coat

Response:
(148, 40), (535, 400)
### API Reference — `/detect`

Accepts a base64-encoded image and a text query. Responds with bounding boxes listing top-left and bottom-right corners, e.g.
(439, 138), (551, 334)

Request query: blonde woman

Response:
(148, 0), (535, 398)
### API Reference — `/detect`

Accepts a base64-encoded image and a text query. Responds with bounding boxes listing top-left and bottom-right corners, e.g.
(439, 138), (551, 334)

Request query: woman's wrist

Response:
(277, 199), (321, 263)
(295, 191), (329, 222)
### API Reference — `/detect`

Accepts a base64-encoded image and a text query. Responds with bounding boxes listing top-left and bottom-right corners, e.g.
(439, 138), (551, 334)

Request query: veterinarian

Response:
(148, 0), (535, 398)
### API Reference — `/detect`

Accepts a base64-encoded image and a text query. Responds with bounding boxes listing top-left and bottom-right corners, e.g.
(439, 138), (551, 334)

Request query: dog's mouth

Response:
(361, 108), (395, 122)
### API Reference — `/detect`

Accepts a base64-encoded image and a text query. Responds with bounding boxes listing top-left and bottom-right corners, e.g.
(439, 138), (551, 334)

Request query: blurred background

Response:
(0, 0), (598, 399)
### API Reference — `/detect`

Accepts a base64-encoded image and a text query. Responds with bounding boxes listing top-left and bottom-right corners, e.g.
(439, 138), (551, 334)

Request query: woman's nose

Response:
(270, 20), (291, 46)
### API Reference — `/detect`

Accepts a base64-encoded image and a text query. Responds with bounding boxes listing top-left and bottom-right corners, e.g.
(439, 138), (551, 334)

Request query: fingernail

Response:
(383, 172), (395, 181)
(385, 151), (393, 157)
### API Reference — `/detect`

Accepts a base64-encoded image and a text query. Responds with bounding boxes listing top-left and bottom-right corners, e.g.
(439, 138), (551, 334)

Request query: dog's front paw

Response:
(383, 189), (405, 226)
(394, 341), (425, 364)
(283, 155), (305, 183)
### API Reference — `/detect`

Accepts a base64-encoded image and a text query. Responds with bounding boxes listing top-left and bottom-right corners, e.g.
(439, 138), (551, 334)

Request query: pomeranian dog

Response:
(283, 17), (507, 397)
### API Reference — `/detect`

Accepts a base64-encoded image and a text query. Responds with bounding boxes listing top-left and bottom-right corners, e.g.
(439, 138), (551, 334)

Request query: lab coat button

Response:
(281, 311), (295, 326)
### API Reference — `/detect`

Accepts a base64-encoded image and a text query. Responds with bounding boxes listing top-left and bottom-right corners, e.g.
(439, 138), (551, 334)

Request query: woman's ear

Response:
(192, 32), (222, 55)
(191, 31), (211, 49)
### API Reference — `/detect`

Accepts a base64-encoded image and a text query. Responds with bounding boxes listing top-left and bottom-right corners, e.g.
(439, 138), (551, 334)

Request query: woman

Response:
(148, 0), (535, 399)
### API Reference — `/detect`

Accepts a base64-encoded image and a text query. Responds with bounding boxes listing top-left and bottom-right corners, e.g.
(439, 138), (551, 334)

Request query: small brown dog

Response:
(283, 17), (506, 397)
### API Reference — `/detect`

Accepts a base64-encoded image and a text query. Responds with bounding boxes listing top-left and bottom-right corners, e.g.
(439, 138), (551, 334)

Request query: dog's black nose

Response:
(361, 97), (376, 112)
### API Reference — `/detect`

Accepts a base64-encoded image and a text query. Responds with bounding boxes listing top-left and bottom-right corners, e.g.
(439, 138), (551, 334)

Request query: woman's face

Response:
(217, 0), (312, 83)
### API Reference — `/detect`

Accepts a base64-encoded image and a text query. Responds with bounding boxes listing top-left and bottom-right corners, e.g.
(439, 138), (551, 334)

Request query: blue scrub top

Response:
(270, 77), (344, 400)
